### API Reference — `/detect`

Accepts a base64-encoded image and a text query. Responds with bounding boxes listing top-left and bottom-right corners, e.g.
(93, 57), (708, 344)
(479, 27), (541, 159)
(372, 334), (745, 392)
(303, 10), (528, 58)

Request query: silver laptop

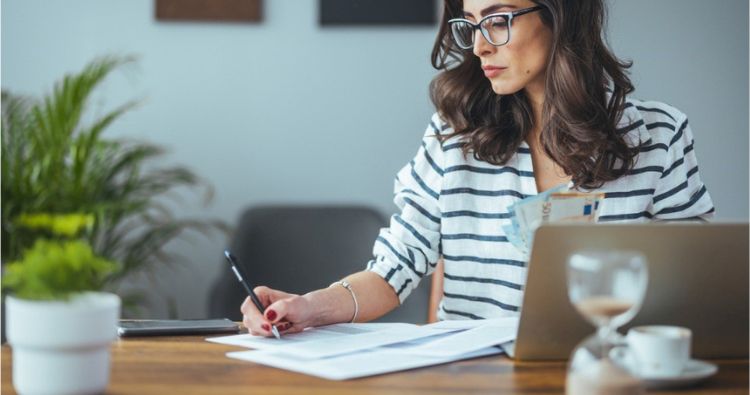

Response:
(510, 222), (749, 360)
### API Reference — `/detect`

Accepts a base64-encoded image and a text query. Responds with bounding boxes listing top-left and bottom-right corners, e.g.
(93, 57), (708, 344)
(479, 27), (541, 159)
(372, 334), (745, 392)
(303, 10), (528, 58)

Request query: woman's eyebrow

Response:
(463, 3), (517, 18)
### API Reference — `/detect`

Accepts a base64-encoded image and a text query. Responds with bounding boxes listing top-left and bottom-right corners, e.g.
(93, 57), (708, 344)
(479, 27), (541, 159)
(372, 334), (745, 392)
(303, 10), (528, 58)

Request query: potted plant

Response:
(1, 56), (226, 318)
(3, 213), (120, 394)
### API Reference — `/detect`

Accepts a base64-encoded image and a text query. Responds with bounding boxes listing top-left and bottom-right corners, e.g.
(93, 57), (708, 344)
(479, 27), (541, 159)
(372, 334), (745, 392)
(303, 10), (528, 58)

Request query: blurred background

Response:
(2, 0), (748, 320)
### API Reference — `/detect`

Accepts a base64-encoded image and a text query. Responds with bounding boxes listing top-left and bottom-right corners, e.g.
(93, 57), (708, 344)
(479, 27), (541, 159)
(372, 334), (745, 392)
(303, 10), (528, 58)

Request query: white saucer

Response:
(638, 359), (718, 389)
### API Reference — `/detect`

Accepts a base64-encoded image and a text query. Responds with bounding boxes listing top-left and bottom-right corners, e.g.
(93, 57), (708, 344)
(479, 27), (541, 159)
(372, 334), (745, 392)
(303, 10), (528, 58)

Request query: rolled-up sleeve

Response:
(652, 115), (715, 221)
(367, 114), (445, 303)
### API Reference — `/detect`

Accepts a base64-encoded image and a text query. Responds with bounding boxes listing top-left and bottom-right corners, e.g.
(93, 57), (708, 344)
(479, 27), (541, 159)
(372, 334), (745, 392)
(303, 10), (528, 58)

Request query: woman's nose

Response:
(472, 29), (495, 57)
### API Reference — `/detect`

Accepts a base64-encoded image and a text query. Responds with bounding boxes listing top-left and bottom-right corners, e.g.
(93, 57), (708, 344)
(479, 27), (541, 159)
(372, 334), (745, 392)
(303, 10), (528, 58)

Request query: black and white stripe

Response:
(368, 98), (714, 321)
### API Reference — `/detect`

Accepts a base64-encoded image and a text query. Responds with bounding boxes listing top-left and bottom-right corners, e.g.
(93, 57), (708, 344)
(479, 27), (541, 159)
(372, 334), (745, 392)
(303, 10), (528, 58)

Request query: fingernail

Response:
(266, 309), (277, 321)
(261, 324), (270, 331)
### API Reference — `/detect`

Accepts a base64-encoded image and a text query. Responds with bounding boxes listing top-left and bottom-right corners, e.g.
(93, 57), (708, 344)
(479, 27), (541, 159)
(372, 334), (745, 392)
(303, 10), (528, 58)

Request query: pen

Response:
(223, 250), (281, 339)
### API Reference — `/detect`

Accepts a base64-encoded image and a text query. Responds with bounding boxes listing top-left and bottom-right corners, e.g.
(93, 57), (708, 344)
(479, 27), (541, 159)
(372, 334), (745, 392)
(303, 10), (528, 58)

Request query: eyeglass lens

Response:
(451, 15), (510, 49)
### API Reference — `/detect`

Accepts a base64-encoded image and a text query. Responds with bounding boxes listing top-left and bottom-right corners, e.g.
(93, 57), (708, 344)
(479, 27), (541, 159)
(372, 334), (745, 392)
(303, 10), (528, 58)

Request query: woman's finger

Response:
(240, 296), (273, 336)
(253, 286), (297, 307)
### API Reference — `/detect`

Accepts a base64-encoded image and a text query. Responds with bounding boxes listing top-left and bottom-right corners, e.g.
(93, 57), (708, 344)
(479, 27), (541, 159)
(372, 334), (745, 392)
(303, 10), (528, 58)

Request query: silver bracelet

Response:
(329, 280), (359, 323)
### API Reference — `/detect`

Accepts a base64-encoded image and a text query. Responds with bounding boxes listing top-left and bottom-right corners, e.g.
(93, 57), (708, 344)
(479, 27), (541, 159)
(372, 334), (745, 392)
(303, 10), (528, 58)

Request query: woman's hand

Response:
(240, 286), (316, 337)
(241, 272), (399, 337)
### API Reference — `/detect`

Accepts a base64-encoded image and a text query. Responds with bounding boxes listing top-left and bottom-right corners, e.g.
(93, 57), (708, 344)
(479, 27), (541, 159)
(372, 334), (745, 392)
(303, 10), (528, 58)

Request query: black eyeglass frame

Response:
(447, 5), (544, 50)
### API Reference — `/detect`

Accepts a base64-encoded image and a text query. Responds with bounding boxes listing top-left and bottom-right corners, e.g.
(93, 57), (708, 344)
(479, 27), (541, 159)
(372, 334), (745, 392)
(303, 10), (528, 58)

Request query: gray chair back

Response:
(208, 205), (430, 323)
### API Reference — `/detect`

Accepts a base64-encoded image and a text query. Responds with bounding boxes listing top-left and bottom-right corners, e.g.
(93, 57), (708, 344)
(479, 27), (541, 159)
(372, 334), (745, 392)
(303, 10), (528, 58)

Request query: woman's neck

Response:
(523, 87), (572, 188)
(525, 90), (545, 149)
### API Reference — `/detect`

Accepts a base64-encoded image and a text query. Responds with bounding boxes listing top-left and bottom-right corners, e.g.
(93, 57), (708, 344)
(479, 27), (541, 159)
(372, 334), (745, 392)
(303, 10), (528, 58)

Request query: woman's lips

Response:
(482, 66), (507, 78)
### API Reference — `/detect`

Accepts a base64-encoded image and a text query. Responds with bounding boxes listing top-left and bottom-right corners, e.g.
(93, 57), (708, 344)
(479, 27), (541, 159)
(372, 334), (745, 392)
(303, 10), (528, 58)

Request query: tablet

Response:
(117, 318), (240, 337)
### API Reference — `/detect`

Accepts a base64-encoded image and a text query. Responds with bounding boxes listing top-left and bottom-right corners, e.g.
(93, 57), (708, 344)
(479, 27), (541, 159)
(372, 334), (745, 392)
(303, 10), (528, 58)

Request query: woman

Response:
(241, 0), (714, 336)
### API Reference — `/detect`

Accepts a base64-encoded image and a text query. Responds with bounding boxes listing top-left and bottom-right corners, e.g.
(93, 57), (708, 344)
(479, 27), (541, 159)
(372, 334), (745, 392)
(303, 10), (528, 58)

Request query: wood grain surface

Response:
(2, 334), (747, 394)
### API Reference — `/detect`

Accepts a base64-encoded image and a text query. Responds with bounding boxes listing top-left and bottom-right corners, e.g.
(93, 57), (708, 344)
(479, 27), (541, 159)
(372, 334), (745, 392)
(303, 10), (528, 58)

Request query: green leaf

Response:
(3, 239), (118, 300)
(1, 55), (229, 311)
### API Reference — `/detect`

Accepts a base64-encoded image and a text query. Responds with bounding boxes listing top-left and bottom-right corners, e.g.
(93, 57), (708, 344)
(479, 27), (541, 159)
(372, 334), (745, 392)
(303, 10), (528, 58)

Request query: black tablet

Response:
(117, 318), (240, 337)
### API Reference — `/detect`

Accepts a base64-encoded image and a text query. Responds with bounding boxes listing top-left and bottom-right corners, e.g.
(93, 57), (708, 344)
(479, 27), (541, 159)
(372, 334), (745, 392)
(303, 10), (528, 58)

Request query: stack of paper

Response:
(206, 317), (518, 380)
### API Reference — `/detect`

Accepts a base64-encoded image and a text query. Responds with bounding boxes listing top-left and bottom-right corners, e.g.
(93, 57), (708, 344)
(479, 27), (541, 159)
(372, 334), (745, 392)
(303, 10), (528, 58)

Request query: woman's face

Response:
(461, 0), (553, 99)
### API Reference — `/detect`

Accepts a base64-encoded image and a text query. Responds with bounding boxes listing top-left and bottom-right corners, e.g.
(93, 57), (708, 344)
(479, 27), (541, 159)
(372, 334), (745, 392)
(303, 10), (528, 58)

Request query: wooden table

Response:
(2, 334), (747, 394)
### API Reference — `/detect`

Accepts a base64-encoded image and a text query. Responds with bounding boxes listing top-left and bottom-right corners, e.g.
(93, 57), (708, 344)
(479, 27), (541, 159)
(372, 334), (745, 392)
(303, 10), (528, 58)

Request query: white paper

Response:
(267, 324), (455, 359)
(401, 323), (517, 357)
(206, 322), (410, 350)
(423, 317), (519, 331)
(502, 341), (516, 358)
(209, 320), (519, 380)
(226, 345), (504, 381)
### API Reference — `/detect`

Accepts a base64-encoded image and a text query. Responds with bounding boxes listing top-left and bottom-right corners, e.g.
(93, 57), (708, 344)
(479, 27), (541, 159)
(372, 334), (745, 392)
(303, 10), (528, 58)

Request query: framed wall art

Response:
(320, 0), (436, 26)
(156, 0), (262, 23)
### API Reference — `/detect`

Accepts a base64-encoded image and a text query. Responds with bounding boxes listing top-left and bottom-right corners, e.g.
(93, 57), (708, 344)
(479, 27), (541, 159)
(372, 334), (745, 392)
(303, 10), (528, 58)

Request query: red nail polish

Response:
(261, 324), (270, 331)
(266, 310), (277, 321)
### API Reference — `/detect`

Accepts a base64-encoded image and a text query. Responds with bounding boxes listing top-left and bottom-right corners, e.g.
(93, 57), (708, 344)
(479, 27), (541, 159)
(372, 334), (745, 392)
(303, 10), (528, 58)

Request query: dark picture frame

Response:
(320, 0), (436, 26)
(155, 0), (262, 23)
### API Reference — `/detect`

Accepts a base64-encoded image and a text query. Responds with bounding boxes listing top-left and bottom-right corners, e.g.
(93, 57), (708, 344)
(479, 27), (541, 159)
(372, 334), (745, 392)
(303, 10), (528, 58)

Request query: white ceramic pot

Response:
(7, 292), (121, 395)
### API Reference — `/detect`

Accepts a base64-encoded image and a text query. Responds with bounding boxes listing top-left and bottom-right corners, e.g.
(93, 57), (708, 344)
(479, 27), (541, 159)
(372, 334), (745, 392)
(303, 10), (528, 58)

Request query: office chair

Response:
(208, 205), (431, 323)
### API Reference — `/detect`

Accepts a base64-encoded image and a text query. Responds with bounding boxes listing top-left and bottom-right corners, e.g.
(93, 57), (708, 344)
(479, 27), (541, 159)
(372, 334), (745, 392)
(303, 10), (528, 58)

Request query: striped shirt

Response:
(367, 98), (715, 321)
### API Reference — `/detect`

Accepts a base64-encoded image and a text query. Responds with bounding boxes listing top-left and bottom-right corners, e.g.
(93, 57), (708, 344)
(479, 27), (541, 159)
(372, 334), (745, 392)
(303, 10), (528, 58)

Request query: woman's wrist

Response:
(302, 286), (354, 327)
(329, 281), (358, 323)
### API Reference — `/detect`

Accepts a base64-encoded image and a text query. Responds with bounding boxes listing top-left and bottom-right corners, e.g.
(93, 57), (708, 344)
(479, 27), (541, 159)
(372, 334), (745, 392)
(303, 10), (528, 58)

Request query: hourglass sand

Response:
(565, 250), (649, 395)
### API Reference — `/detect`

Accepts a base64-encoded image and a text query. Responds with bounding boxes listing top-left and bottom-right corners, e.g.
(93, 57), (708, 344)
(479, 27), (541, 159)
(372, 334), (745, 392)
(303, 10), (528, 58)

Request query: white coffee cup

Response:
(625, 325), (692, 378)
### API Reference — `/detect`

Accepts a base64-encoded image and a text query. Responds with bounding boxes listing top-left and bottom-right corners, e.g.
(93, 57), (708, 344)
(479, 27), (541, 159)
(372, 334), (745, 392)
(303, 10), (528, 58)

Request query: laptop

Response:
(508, 222), (749, 360)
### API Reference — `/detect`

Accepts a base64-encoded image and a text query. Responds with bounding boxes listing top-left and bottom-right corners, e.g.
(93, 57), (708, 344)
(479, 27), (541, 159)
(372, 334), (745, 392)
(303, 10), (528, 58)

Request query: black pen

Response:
(223, 250), (281, 339)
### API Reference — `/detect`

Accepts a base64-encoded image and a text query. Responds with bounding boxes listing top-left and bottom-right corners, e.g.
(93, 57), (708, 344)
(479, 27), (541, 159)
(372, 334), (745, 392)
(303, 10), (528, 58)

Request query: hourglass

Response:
(565, 250), (649, 395)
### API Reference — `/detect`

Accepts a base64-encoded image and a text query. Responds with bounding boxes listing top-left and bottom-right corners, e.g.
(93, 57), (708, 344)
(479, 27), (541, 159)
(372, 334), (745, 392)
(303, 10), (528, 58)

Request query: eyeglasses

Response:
(448, 5), (544, 50)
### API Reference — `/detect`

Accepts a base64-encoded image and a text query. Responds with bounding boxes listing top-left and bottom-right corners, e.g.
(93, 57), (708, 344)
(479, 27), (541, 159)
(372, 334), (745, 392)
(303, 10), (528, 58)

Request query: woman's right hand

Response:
(240, 286), (317, 337)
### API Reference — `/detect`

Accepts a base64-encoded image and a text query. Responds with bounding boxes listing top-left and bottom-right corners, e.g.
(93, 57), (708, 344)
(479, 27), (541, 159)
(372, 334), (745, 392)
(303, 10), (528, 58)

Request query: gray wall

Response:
(2, 0), (747, 319)
(607, 0), (749, 223)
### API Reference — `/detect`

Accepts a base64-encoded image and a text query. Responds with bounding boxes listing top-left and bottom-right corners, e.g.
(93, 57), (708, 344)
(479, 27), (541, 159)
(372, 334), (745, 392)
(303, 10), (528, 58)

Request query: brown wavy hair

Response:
(430, 0), (638, 189)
